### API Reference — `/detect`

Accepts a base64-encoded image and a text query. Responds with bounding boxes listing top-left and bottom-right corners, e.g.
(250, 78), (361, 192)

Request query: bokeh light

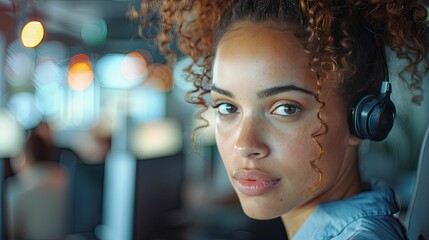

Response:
(69, 53), (91, 67)
(21, 20), (44, 48)
(81, 18), (107, 46)
(132, 118), (182, 159)
(121, 52), (148, 81)
(35, 80), (62, 117)
(97, 53), (145, 89)
(33, 57), (63, 118)
(5, 52), (33, 86)
(33, 57), (62, 88)
(0, 110), (26, 158)
(8, 92), (43, 130)
(5, 40), (35, 86)
(68, 54), (94, 91)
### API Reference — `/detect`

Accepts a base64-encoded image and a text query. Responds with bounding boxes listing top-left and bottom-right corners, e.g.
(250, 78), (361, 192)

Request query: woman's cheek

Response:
(215, 122), (230, 144)
(215, 122), (236, 157)
(274, 118), (319, 149)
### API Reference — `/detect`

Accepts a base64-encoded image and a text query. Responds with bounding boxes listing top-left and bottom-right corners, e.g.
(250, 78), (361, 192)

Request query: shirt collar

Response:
(293, 187), (399, 239)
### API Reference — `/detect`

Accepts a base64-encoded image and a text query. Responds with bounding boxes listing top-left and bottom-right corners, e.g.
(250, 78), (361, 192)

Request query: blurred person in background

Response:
(135, 0), (428, 239)
(6, 122), (68, 240)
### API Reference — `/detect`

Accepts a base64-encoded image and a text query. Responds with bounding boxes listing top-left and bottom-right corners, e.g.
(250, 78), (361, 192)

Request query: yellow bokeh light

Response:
(68, 62), (94, 91)
(21, 21), (44, 48)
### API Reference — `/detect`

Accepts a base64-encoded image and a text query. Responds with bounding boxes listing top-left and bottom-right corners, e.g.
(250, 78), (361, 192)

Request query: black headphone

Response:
(349, 38), (396, 141)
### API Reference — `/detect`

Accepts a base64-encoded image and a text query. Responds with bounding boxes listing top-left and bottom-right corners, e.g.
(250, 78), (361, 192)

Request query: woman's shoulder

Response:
(294, 188), (407, 239)
(333, 215), (407, 240)
(326, 187), (407, 239)
(328, 187), (407, 239)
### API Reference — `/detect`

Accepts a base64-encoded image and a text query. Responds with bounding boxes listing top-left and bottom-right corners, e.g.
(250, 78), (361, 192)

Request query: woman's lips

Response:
(232, 169), (280, 196)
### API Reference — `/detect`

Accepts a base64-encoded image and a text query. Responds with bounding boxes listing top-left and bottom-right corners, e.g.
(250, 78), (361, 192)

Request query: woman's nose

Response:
(234, 118), (269, 159)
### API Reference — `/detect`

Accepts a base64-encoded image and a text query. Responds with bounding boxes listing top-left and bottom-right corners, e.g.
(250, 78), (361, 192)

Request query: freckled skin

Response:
(211, 21), (362, 233)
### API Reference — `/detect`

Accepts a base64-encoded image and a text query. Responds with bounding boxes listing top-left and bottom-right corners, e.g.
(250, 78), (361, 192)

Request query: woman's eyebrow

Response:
(257, 85), (315, 98)
(210, 85), (234, 98)
(210, 84), (314, 99)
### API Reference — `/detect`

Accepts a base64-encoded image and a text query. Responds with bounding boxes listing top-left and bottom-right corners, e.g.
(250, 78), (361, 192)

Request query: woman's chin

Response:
(242, 207), (279, 220)
(239, 198), (283, 220)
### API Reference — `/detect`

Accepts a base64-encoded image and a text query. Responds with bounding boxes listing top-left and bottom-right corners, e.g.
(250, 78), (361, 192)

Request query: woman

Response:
(134, 0), (428, 239)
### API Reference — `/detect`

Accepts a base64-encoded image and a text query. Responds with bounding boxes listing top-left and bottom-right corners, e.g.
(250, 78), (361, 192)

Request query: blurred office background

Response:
(0, 1), (427, 240)
(0, 0), (287, 239)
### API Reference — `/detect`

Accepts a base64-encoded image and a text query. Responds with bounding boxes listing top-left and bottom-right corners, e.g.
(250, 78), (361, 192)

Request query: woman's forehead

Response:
(220, 21), (301, 45)
(213, 23), (316, 90)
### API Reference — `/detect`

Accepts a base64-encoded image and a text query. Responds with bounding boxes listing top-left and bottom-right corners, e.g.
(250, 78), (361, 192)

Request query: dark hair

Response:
(132, 0), (428, 188)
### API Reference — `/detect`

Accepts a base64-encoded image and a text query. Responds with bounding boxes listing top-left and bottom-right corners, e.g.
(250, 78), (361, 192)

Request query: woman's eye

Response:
(272, 104), (301, 116)
(213, 103), (239, 115)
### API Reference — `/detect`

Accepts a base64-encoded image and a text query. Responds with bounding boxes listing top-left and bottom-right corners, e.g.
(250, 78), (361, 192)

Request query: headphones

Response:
(349, 38), (396, 141)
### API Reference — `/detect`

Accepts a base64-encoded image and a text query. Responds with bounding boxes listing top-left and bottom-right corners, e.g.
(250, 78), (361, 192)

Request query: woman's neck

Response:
(281, 147), (363, 239)
(281, 203), (316, 239)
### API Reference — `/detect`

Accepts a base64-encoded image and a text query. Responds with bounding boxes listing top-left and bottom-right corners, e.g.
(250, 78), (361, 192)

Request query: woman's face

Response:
(211, 22), (360, 220)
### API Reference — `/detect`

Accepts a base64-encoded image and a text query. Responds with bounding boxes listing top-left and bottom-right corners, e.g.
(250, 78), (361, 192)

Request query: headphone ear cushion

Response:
(367, 98), (395, 141)
(349, 95), (395, 141)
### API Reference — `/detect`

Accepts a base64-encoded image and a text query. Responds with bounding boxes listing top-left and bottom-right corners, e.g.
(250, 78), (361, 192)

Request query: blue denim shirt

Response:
(293, 188), (407, 240)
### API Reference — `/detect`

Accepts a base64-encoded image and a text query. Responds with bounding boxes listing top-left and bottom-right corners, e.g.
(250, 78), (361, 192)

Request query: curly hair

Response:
(131, 0), (428, 190)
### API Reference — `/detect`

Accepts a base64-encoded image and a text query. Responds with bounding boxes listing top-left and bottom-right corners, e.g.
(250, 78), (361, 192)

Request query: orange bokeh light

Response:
(69, 54), (91, 68)
(68, 54), (94, 91)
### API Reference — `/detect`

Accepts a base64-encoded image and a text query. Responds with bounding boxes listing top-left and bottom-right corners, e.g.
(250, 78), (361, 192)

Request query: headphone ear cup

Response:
(350, 95), (378, 139)
(367, 98), (396, 141)
(349, 94), (396, 141)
